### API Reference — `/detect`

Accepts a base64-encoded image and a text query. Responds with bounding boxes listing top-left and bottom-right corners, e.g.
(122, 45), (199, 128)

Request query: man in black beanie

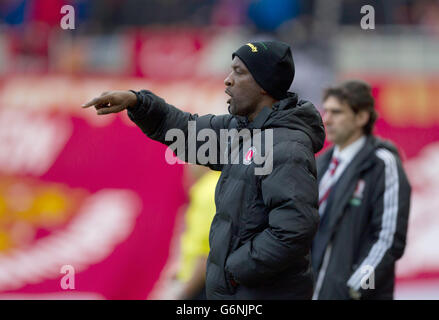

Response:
(82, 41), (325, 299)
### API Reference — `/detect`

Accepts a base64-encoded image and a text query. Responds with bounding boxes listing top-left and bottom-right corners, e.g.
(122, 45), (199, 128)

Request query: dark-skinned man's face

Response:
(224, 56), (263, 118)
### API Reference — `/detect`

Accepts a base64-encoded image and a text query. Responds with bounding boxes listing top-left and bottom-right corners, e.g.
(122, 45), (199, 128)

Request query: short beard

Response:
(229, 101), (253, 117)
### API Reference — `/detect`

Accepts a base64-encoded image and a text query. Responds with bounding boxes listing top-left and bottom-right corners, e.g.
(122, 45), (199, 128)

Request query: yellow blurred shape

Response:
(32, 187), (70, 225)
(0, 176), (88, 251)
(0, 196), (6, 218)
(379, 80), (439, 127)
(0, 231), (12, 251)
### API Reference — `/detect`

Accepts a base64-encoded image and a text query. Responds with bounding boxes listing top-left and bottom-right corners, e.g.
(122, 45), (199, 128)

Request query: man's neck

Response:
(248, 97), (278, 122)
(337, 132), (365, 152)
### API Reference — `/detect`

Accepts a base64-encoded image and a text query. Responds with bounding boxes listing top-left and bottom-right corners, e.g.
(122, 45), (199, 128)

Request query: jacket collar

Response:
(318, 135), (377, 179)
(233, 106), (273, 130)
(248, 106), (273, 129)
(332, 136), (366, 166)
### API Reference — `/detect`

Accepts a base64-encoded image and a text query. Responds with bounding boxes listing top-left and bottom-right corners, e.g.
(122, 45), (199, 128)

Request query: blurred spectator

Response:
(0, 0), (29, 25)
(211, 0), (249, 27)
(248, 0), (301, 32)
(174, 166), (219, 299)
(87, 0), (216, 32)
(413, 0), (439, 34)
(9, 21), (51, 72)
(31, 0), (67, 27)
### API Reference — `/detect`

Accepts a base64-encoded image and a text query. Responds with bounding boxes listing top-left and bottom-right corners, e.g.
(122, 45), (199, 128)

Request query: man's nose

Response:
(224, 73), (233, 87)
(323, 112), (331, 125)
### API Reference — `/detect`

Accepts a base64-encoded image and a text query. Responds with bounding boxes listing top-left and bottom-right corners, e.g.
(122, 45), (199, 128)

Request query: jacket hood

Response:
(263, 92), (325, 153)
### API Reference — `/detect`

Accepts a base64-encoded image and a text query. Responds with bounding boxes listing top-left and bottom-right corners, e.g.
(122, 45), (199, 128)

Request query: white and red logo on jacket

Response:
(244, 147), (257, 165)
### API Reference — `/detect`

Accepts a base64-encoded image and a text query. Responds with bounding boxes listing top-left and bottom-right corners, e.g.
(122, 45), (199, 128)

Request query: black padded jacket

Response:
(127, 90), (325, 299)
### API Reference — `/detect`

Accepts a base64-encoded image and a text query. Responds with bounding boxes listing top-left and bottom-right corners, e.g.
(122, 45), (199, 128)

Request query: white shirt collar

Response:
(332, 135), (366, 165)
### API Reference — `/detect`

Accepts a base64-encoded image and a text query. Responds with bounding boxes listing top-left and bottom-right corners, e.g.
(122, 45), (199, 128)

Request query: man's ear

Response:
(356, 110), (370, 128)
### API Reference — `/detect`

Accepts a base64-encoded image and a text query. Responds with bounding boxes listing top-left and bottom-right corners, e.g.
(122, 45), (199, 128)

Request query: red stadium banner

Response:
(0, 76), (203, 299)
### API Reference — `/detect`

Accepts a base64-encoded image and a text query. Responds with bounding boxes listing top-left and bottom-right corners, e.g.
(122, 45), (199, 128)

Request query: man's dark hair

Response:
(323, 80), (378, 135)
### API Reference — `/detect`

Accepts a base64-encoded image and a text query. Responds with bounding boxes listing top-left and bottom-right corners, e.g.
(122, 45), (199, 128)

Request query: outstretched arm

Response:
(82, 90), (138, 114)
(82, 90), (232, 170)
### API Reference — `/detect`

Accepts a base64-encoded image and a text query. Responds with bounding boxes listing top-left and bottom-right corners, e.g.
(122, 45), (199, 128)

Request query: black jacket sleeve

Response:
(346, 148), (411, 298)
(127, 90), (233, 171)
(224, 140), (320, 285)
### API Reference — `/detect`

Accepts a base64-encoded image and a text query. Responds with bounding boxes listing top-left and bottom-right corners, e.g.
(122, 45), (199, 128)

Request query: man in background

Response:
(312, 80), (411, 300)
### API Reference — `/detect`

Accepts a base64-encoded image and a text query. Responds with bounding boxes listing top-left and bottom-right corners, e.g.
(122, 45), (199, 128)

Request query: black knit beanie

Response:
(232, 41), (295, 100)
